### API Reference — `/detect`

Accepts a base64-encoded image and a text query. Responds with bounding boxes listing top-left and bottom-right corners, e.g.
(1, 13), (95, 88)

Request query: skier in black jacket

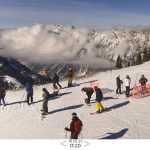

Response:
(53, 73), (62, 89)
(139, 75), (148, 86)
(139, 75), (148, 92)
(116, 76), (123, 94)
(81, 87), (94, 104)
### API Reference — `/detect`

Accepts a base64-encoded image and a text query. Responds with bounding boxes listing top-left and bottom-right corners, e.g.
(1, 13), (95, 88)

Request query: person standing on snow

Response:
(81, 87), (94, 104)
(0, 86), (6, 106)
(139, 75), (148, 92)
(64, 112), (83, 139)
(53, 73), (62, 89)
(26, 82), (33, 105)
(94, 86), (105, 113)
(116, 76), (123, 94)
(67, 68), (73, 87)
(139, 75), (148, 86)
(42, 88), (50, 115)
(125, 75), (131, 97)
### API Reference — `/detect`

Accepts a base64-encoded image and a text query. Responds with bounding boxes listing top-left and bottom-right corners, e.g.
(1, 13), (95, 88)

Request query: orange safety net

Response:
(90, 82), (100, 90)
(132, 84), (150, 99)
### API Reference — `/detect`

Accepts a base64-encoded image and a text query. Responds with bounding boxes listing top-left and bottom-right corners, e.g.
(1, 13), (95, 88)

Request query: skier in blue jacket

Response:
(94, 86), (105, 113)
(26, 82), (33, 105)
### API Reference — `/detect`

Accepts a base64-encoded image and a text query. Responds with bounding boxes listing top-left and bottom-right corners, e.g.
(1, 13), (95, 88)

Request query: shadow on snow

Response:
(48, 104), (84, 115)
(107, 101), (130, 111)
(6, 91), (72, 106)
(99, 128), (129, 139)
(103, 96), (118, 101)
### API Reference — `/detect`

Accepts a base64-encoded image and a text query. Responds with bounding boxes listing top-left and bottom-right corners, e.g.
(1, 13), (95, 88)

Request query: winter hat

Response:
(81, 87), (86, 91)
(42, 88), (47, 92)
(72, 112), (77, 118)
(94, 86), (98, 89)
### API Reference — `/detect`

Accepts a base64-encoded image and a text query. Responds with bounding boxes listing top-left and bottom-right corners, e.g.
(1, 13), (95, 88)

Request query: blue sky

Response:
(0, 0), (150, 29)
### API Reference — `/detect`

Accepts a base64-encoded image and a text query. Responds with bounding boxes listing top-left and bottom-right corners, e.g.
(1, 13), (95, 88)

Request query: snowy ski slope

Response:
(1, 61), (150, 139)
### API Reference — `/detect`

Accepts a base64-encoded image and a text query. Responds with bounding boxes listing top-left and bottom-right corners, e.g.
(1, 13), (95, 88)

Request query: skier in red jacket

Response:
(67, 68), (73, 87)
(65, 112), (83, 139)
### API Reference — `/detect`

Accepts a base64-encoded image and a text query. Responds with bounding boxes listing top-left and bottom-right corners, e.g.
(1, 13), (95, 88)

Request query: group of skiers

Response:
(0, 67), (149, 139)
(116, 74), (148, 97)
(81, 86), (105, 113)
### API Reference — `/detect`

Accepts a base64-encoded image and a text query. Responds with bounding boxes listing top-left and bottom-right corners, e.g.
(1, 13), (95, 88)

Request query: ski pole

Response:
(20, 92), (26, 102)
(134, 73), (138, 86)
(65, 130), (67, 139)
(80, 132), (83, 139)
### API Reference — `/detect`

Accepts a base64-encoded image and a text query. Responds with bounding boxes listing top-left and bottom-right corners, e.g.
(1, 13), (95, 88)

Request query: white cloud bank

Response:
(0, 24), (149, 67)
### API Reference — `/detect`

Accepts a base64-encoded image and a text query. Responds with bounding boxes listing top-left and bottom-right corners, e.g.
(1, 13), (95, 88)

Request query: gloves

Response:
(64, 127), (69, 131)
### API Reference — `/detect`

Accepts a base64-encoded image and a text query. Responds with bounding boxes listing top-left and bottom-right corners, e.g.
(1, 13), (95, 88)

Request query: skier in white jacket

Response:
(125, 75), (131, 97)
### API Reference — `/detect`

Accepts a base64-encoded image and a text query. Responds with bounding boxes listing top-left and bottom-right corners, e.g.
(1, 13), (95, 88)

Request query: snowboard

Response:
(90, 108), (109, 115)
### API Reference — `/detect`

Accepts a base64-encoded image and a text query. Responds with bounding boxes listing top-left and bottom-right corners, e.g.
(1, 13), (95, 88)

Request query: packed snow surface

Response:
(1, 62), (150, 139)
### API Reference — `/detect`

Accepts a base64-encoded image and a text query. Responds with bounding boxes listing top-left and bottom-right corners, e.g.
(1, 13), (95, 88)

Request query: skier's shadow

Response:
(77, 79), (98, 86)
(90, 96), (118, 104)
(99, 128), (129, 139)
(6, 100), (26, 106)
(59, 92), (72, 96)
(101, 88), (114, 94)
(33, 96), (60, 104)
(107, 101), (130, 111)
(103, 97), (118, 101)
(48, 104), (84, 115)
(6, 95), (60, 106)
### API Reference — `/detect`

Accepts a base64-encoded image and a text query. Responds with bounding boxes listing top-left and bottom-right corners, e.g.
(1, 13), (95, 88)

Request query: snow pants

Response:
(42, 100), (48, 114)
(68, 77), (73, 87)
(27, 93), (33, 104)
(53, 81), (62, 89)
(96, 102), (104, 112)
(125, 86), (130, 97)
(0, 95), (5, 105)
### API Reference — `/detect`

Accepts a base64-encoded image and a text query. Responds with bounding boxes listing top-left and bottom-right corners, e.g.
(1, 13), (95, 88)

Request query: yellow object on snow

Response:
(96, 102), (104, 112)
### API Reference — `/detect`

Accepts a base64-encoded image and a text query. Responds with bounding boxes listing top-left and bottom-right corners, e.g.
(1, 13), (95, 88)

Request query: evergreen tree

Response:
(148, 48), (150, 60)
(116, 55), (122, 68)
(143, 48), (149, 62)
(136, 52), (142, 65)
(0, 75), (4, 86)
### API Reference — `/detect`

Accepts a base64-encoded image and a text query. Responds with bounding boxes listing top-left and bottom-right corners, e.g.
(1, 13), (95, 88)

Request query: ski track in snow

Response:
(1, 62), (150, 138)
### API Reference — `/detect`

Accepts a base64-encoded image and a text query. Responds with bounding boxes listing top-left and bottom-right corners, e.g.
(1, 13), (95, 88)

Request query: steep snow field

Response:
(1, 61), (150, 139)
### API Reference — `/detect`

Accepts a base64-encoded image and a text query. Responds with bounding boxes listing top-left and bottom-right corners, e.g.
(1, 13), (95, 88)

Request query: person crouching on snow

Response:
(42, 88), (50, 115)
(53, 86), (60, 96)
(81, 87), (94, 104)
(94, 86), (105, 113)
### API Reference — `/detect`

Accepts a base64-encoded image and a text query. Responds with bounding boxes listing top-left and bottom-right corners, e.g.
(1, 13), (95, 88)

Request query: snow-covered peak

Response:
(0, 24), (149, 65)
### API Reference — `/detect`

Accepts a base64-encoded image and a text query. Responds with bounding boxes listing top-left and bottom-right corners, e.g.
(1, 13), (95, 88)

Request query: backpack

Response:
(74, 119), (83, 134)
